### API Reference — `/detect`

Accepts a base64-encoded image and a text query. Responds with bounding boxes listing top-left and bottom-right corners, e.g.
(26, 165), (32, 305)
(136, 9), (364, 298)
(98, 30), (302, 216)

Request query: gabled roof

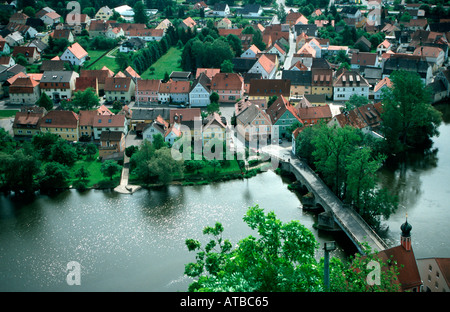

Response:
(248, 79), (291, 97)
(255, 54), (276, 74)
(196, 68), (220, 80)
(66, 43), (88, 60)
(182, 17), (196, 29)
(104, 77), (133, 91)
(351, 52), (378, 66)
(93, 114), (126, 128)
(374, 77), (392, 93)
(296, 105), (332, 120)
(41, 110), (78, 128)
(137, 79), (160, 92)
(236, 102), (271, 126)
(211, 73), (244, 90)
(266, 95), (302, 125)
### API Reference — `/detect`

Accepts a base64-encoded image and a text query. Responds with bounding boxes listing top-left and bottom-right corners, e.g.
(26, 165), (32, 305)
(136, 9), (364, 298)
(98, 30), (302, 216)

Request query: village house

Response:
(95, 6), (113, 21)
(41, 11), (61, 27)
(235, 4), (262, 18)
(9, 76), (41, 105)
(12, 107), (46, 139)
(235, 100), (272, 142)
(266, 42), (287, 63)
(5, 31), (24, 47)
(99, 130), (126, 158)
(190, 73), (212, 107)
(142, 115), (168, 143)
(241, 44), (261, 58)
(210, 73), (244, 103)
(202, 112), (228, 147)
(136, 79), (160, 104)
(248, 54), (277, 79)
(333, 69), (370, 101)
(164, 125), (182, 145)
(40, 110), (79, 141)
(93, 114), (128, 140)
(125, 28), (164, 42)
(131, 108), (171, 134)
(382, 54), (433, 85)
(417, 257), (450, 292)
(282, 70), (312, 99)
(0, 40), (11, 55)
(413, 46), (445, 70)
(0, 56), (15, 68)
(311, 68), (333, 100)
(170, 80), (191, 104)
(266, 95), (303, 139)
(9, 12), (29, 25)
(295, 105), (332, 126)
(60, 42), (88, 66)
(104, 76), (136, 104)
(350, 52), (380, 70)
(329, 102), (384, 138)
(12, 46), (40, 64)
(248, 79), (291, 102)
(180, 17), (197, 31)
(51, 29), (75, 43)
(80, 67), (114, 96)
(377, 39), (392, 56)
(40, 70), (79, 102)
(373, 77), (392, 100)
(74, 76), (98, 95)
(217, 17), (232, 29)
(212, 3), (230, 17)
(170, 108), (202, 139)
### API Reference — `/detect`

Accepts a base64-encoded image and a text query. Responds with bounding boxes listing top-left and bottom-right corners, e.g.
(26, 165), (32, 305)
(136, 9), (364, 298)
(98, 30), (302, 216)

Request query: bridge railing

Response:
(267, 152), (388, 251)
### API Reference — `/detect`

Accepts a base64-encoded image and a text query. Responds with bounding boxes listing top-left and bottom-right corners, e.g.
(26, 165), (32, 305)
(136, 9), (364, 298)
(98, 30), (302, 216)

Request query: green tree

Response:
(75, 166), (89, 181)
(343, 94), (369, 112)
(220, 59), (234, 73)
(50, 139), (78, 167)
(152, 133), (167, 150)
(71, 88), (99, 110)
(146, 147), (184, 185)
(115, 52), (130, 72)
(185, 205), (321, 292)
(100, 160), (121, 180)
(36, 92), (53, 111)
(206, 101), (220, 115)
(0, 149), (40, 194)
(312, 124), (361, 198)
(85, 143), (98, 159)
(14, 53), (28, 66)
(133, 1), (149, 24)
(38, 161), (70, 192)
(381, 70), (442, 153)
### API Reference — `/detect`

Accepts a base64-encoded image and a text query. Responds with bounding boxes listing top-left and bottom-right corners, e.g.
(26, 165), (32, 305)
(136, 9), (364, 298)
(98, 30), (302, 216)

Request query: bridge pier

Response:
(317, 211), (342, 231)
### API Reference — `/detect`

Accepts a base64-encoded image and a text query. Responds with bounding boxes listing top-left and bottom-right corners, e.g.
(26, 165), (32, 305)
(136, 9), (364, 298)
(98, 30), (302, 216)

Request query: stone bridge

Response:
(277, 156), (388, 254)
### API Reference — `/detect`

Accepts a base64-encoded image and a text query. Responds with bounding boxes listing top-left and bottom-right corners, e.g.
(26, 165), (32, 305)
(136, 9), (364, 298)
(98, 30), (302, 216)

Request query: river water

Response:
(0, 104), (449, 292)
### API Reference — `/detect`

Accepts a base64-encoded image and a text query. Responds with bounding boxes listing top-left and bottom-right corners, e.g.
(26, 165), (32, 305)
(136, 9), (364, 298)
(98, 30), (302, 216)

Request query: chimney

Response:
(400, 214), (412, 251)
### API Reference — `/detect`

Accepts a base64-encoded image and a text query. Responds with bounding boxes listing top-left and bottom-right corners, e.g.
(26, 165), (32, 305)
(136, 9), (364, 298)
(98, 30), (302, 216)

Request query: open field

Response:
(140, 47), (183, 80)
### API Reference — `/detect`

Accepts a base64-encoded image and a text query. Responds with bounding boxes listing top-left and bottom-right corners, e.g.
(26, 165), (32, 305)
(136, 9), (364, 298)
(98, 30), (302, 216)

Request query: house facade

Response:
(9, 76), (41, 105)
(40, 110), (79, 141)
(136, 79), (160, 104)
(189, 73), (211, 107)
(266, 95), (302, 138)
(210, 73), (244, 103)
(104, 76), (136, 104)
(60, 42), (88, 66)
(40, 70), (79, 102)
(93, 114), (127, 140)
(333, 69), (370, 101)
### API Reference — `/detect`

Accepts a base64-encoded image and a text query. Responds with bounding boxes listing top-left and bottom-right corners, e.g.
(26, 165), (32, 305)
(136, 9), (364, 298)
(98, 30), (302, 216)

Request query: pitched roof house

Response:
(136, 79), (160, 104)
(60, 42), (88, 66)
(333, 69), (370, 101)
(266, 94), (302, 138)
(248, 79), (291, 101)
(40, 110), (79, 141)
(248, 54), (277, 79)
(104, 76), (136, 104)
(210, 73), (244, 103)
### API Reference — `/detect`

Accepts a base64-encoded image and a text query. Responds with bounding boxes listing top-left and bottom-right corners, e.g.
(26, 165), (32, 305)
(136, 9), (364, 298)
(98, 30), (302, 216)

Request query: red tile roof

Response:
(66, 42), (88, 60)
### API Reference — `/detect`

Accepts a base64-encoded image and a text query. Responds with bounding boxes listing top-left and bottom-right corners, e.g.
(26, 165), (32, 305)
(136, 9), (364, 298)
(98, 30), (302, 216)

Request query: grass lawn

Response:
(0, 110), (19, 118)
(84, 48), (120, 73)
(140, 47), (183, 80)
(69, 153), (122, 188)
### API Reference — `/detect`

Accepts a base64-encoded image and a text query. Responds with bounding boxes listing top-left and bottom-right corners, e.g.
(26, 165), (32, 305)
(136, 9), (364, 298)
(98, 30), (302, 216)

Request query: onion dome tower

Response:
(400, 214), (412, 251)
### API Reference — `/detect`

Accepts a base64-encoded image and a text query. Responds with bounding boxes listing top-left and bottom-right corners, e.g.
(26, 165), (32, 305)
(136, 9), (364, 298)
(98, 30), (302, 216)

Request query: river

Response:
(0, 170), (352, 292)
(0, 103), (449, 292)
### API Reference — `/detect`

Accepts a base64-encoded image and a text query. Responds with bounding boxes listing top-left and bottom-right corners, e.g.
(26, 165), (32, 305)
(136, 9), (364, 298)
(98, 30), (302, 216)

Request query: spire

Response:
(400, 214), (412, 251)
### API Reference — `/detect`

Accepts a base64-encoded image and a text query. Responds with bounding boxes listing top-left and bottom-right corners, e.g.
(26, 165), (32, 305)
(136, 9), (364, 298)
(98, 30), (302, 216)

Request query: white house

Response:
(60, 42), (88, 66)
(189, 73), (211, 107)
(241, 44), (260, 58)
(95, 6), (113, 20)
(267, 43), (287, 63)
(41, 11), (61, 27)
(333, 70), (370, 101)
(248, 54), (277, 79)
(142, 116), (168, 143)
(413, 46), (445, 68)
(5, 31), (24, 47)
(213, 3), (230, 17)
(373, 77), (392, 100)
(93, 114), (127, 140)
(164, 125), (182, 145)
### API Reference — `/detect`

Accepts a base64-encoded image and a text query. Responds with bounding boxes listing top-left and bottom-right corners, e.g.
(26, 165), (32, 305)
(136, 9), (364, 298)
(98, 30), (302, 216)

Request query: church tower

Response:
(400, 215), (412, 251)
